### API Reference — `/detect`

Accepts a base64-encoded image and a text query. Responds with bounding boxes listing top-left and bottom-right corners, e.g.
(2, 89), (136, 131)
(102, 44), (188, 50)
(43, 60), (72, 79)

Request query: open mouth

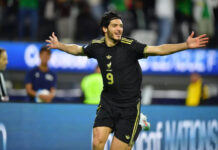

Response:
(115, 33), (121, 37)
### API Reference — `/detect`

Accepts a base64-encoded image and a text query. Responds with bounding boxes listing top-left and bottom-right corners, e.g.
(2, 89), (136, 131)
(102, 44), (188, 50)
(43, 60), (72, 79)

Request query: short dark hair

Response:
(100, 11), (122, 34)
(40, 45), (51, 55)
(0, 48), (6, 57)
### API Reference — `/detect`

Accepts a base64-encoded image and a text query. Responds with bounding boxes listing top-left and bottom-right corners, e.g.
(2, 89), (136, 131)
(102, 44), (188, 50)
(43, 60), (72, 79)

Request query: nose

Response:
(117, 26), (122, 32)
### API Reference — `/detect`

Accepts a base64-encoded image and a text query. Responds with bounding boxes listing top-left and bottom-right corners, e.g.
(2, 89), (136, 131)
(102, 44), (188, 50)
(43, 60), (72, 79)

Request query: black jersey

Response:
(83, 37), (147, 107)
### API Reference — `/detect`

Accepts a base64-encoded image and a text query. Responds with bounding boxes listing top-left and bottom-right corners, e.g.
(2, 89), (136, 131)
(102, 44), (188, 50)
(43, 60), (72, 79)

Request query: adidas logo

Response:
(125, 135), (130, 140)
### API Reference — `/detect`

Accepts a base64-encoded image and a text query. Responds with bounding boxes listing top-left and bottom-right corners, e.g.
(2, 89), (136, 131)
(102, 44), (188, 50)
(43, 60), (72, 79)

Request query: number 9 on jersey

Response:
(106, 73), (114, 85)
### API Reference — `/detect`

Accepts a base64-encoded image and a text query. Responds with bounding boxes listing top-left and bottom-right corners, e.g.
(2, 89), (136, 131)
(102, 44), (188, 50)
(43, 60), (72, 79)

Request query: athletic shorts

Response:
(93, 100), (141, 146)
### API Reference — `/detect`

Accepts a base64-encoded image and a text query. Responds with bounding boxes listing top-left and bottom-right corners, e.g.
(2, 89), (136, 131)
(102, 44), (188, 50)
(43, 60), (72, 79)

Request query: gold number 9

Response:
(106, 73), (114, 85)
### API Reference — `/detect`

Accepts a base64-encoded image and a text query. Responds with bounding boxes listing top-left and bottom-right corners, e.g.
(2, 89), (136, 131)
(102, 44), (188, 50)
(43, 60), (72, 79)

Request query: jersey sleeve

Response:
(82, 43), (96, 59)
(131, 40), (148, 59)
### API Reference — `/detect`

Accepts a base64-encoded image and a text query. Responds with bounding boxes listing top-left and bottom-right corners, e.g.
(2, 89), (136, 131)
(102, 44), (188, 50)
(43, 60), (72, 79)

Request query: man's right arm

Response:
(25, 83), (36, 97)
(46, 32), (84, 56)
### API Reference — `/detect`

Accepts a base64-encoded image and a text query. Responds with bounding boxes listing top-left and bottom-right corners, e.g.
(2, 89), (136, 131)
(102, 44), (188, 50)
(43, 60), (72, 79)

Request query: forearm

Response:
(159, 42), (188, 55)
(25, 86), (36, 97)
(57, 42), (83, 55)
(145, 32), (208, 56)
(49, 88), (55, 100)
(45, 88), (55, 103)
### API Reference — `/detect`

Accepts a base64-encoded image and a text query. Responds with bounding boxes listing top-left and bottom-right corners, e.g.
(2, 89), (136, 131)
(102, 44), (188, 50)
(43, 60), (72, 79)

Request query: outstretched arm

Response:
(46, 32), (84, 56)
(145, 31), (209, 56)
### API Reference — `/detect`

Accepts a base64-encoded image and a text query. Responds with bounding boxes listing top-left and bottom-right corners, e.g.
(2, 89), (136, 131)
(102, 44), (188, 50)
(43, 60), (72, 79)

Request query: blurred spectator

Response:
(18, 0), (39, 41)
(109, 0), (128, 12)
(131, 0), (146, 29)
(81, 66), (103, 104)
(88, 0), (104, 20)
(186, 73), (209, 106)
(193, 0), (216, 38)
(155, 0), (174, 45)
(56, 0), (77, 42)
(202, 0), (218, 48)
(37, 0), (57, 41)
(25, 46), (56, 103)
(0, 0), (6, 29)
(213, 3), (218, 48)
(142, 0), (156, 30)
(0, 0), (217, 48)
(0, 48), (9, 102)
(175, 0), (193, 42)
(0, 0), (18, 40)
(74, 1), (100, 42)
(129, 0), (157, 45)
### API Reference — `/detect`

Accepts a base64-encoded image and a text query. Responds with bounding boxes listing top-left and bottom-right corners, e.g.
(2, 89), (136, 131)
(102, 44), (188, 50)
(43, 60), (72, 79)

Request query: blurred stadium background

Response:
(0, 0), (218, 150)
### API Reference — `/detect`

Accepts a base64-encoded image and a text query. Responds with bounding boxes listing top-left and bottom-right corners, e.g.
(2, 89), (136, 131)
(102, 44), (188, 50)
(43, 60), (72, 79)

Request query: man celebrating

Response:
(46, 11), (208, 150)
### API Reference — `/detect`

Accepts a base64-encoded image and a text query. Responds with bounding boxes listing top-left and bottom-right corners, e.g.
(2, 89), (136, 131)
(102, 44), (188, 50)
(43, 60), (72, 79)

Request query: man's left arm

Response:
(144, 32), (209, 56)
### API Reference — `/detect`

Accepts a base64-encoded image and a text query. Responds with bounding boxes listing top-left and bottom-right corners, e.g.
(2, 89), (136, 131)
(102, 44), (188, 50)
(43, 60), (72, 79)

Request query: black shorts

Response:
(93, 100), (141, 146)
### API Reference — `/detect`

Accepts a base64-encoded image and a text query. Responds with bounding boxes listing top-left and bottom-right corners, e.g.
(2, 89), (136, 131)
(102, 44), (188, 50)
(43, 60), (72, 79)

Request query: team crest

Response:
(106, 55), (112, 59)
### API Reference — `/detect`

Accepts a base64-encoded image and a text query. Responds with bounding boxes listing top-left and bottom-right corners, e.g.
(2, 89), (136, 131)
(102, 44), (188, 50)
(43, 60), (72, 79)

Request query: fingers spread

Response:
(200, 41), (208, 44)
(200, 37), (209, 41)
(198, 34), (207, 39)
(49, 36), (53, 40)
(199, 44), (206, 47)
(190, 31), (194, 37)
(46, 44), (52, 49)
(52, 32), (57, 40)
(45, 40), (51, 43)
(46, 33), (56, 49)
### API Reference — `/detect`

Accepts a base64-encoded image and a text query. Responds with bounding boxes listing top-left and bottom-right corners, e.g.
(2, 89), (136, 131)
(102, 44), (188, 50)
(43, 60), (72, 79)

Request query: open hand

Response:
(45, 32), (60, 49)
(186, 31), (209, 49)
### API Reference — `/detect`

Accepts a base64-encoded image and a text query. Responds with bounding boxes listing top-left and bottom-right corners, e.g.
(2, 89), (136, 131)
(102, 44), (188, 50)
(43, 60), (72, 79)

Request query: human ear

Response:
(102, 26), (107, 33)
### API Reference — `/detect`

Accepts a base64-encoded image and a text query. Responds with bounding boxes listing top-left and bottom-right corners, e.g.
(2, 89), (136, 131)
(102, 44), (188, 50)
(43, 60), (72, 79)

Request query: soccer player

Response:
(46, 11), (208, 150)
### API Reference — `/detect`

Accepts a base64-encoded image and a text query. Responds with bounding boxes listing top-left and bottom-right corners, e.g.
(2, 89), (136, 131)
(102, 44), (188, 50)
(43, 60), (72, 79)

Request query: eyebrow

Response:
(111, 23), (123, 26)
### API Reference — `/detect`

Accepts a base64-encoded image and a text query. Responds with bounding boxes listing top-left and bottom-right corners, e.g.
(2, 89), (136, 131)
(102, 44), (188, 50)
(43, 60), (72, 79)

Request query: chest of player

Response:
(95, 44), (137, 71)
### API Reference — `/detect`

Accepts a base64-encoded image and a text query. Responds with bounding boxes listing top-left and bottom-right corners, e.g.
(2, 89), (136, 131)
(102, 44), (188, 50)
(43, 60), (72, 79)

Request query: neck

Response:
(105, 35), (119, 47)
(39, 64), (48, 72)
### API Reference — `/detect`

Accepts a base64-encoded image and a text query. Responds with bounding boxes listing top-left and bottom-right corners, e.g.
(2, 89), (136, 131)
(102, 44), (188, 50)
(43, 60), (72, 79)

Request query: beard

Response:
(107, 30), (122, 42)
